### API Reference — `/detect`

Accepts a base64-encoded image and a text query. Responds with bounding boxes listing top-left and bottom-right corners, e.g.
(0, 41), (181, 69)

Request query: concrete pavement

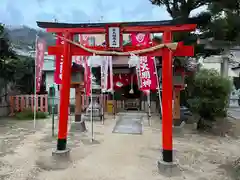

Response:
(228, 108), (240, 119)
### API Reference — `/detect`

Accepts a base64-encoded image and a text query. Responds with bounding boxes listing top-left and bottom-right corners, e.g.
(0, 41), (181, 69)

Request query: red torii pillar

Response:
(57, 32), (73, 151)
(162, 31), (173, 162)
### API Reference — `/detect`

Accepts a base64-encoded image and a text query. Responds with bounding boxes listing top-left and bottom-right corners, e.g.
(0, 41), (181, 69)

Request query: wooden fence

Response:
(9, 94), (157, 116)
(9, 94), (48, 115)
(9, 94), (108, 115)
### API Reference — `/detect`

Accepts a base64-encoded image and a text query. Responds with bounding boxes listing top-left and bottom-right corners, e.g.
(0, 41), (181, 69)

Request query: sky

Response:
(0, 0), (206, 28)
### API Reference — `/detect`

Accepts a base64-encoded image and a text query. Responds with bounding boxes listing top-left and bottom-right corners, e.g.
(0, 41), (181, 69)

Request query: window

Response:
(88, 36), (95, 46)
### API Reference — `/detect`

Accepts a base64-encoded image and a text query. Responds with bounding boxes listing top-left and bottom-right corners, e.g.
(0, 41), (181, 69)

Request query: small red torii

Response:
(37, 20), (196, 165)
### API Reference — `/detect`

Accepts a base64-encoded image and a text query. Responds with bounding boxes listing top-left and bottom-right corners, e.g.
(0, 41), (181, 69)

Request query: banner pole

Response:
(108, 56), (115, 119)
(90, 66), (94, 142)
(101, 93), (104, 124)
(33, 35), (38, 129)
(147, 92), (151, 126)
(51, 84), (55, 137)
(113, 91), (115, 119)
(154, 57), (162, 117)
(100, 58), (104, 125)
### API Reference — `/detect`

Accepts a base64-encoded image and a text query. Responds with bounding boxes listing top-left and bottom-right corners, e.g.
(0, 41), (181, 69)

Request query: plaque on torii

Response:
(37, 20), (196, 164)
(105, 24), (123, 51)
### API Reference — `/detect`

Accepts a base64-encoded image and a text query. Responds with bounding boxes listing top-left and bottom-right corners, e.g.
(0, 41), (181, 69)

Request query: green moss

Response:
(15, 109), (48, 120)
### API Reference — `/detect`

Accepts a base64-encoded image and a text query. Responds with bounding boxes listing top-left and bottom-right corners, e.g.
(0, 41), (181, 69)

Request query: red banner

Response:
(74, 35), (90, 65)
(84, 57), (91, 96)
(79, 35), (90, 46)
(130, 33), (157, 92)
(139, 57), (157, 91)
(130, 33), (151, 46)
(80, 34), (92, 96)
(54, 33), (64, 84)
(35, 37), (46, 92)
(55, 34), (90, 84)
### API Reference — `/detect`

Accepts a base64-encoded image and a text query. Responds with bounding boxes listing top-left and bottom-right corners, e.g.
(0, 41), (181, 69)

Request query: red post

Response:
(162, 31), (173, 162)
(57, 32), (73, 151)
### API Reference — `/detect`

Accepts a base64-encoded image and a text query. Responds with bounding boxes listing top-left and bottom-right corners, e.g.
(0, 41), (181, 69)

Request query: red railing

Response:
(9, 94), (48, 116)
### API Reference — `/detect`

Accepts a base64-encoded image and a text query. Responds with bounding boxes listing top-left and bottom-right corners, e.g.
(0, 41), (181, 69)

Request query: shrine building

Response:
(43, 33), (165, 113)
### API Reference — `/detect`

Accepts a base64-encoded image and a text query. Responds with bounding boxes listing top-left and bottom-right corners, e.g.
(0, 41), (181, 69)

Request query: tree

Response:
(150, 0), (212, 20)
(0, 23), (17, 100)
(149, 0), (213, 107)
(202, 1), (240, 43)
(149, 0), (215, 58)
(0, 23), (35, 94)
(149, 0), (240, 51)
(187, 69), (232, 129)
(149, 0), (240, 122)
(0, 23), (17, 79)
(11, 56), (35, 94)
(0, 23), (16, 59)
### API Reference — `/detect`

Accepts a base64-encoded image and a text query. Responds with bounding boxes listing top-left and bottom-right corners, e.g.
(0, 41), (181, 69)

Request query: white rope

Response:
(54, 34), (178, 56)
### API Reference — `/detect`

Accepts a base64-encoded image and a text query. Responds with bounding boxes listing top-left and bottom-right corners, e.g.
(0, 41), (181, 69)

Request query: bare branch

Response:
(149, 0), (164, 6)
(149, 0), (173, 15)
(163, 0), (174, 16)
(194, 0), (211, 9)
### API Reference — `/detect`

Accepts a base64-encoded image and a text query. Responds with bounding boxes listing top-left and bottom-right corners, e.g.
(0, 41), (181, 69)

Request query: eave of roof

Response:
(37, 18), (198, 29)
(232, 66), (240, 70)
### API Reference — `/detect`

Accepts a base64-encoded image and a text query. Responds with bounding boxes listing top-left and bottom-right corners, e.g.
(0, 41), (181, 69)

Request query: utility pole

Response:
(221, 54), (229, 78)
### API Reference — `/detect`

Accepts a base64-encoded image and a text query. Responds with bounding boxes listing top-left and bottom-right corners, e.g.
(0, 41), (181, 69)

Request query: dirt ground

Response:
(0, 114), (240, 180)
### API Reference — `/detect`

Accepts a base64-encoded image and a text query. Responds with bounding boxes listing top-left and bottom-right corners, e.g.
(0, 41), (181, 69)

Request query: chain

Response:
(54, 34), (178, 56)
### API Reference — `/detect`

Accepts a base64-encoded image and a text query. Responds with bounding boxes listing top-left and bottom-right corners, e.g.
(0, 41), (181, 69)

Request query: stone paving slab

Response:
(112, 114), (143, 134)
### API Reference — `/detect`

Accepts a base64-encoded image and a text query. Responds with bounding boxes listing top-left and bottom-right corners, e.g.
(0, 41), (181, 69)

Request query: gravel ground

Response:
(0, 114), (239, 180)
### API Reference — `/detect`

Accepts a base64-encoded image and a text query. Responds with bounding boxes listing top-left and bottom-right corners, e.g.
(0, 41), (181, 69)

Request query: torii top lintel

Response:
(37, 19), (196, 34)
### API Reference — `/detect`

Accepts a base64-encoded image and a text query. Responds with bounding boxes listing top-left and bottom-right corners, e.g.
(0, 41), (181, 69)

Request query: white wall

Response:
(199, 56), (238, 77)
(201, 62), (221, 72)
(45, 72), (76, 105)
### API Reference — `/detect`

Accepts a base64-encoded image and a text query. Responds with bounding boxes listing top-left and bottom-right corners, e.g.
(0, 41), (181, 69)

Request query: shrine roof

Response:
(37, 18), (197, 29)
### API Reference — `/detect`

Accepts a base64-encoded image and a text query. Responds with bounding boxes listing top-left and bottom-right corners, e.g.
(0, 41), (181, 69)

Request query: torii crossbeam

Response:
(37, 20), (196, 166)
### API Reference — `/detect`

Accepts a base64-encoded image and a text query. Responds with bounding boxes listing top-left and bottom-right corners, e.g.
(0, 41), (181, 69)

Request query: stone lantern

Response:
(70, 62), (86, 132)
(82, 74), (102, 121)
(173, 66), (186, 125)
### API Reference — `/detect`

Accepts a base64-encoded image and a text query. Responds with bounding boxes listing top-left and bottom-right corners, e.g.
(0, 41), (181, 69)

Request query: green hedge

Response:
(188, 68), (232, 127)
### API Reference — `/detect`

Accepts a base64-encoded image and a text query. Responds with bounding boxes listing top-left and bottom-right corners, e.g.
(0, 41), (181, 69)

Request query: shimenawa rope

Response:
(54, 34), (178, 56)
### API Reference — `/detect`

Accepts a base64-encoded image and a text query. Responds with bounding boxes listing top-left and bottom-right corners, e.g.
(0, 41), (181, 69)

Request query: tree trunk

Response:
(197, 117), (205, 130)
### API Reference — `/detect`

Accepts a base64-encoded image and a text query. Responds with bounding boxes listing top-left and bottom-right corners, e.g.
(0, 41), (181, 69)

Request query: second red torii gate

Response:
(37, 20), (196, 164)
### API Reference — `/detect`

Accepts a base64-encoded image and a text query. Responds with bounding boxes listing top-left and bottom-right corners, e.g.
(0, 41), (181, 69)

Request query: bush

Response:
(15, 109), (47, 120)
(187, 69), (232, 129)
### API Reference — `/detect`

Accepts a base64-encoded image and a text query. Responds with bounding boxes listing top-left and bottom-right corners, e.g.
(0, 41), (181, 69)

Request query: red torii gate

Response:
(37, 20), (196, 164)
